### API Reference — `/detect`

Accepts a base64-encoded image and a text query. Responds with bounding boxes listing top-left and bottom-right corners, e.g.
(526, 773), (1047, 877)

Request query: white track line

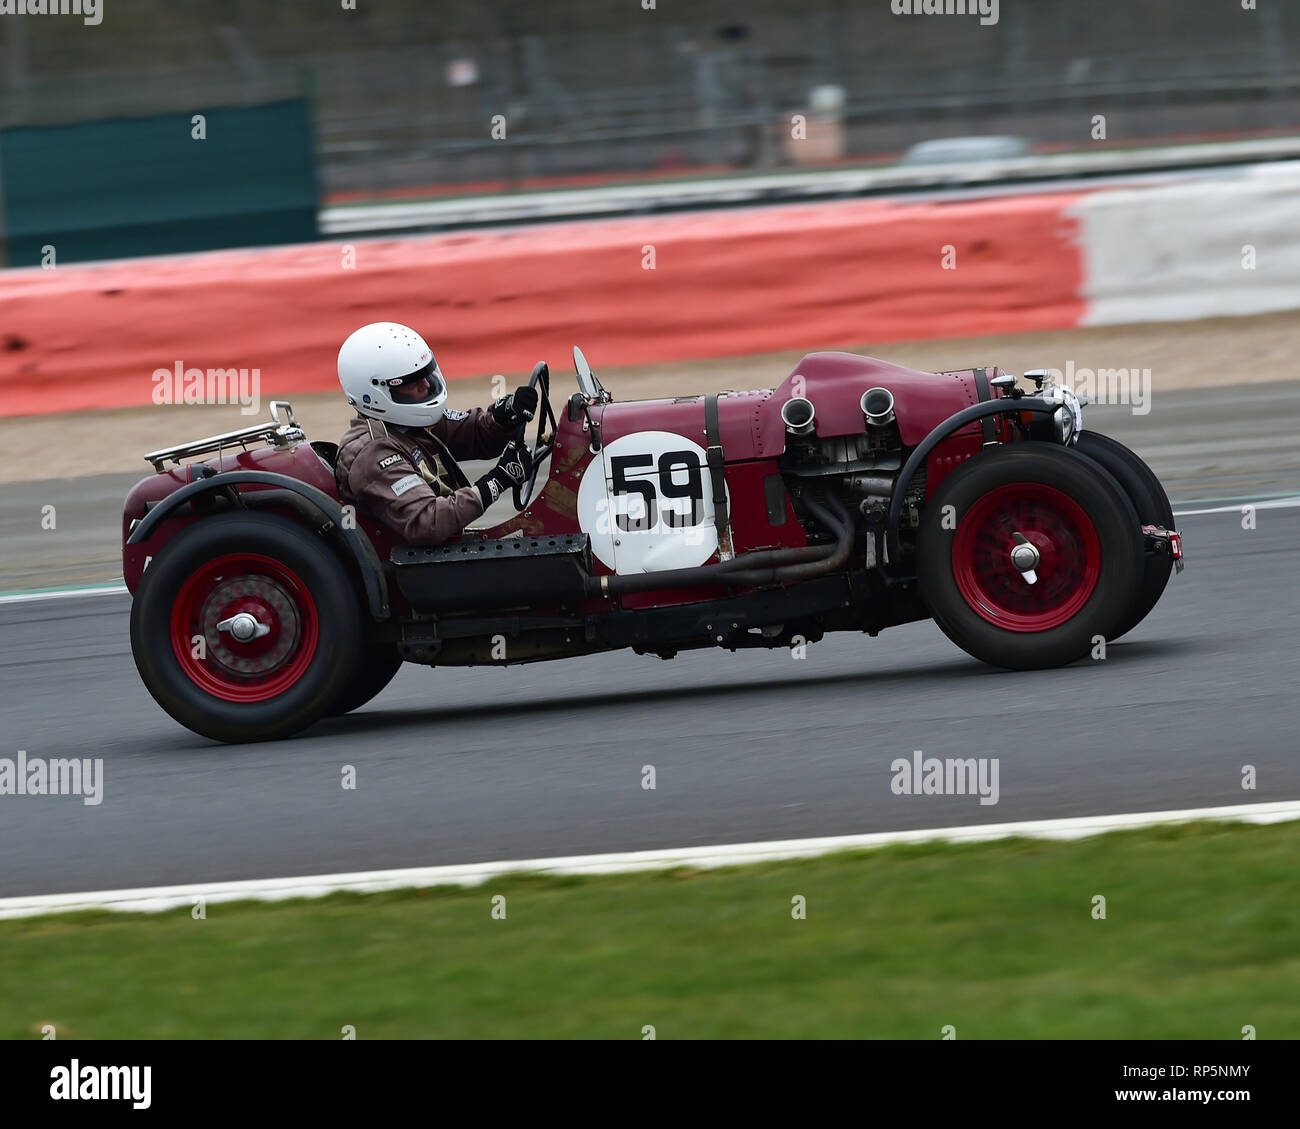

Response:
(0, 583), (126, 606)
(1173, 496), (1300, 517)
(3, 800), (1297, 920)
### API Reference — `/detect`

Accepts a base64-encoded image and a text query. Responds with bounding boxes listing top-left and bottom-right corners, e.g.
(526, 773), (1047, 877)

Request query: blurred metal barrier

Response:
(319, 138), (1300, 237)
(0, 1), (1297, 201)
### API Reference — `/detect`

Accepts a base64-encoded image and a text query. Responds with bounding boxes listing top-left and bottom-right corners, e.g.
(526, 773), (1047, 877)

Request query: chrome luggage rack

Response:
(143, 401), (306, 473)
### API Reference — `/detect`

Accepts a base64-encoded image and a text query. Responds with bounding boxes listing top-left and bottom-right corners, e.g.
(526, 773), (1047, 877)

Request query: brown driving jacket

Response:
(335, 408), (512, 545)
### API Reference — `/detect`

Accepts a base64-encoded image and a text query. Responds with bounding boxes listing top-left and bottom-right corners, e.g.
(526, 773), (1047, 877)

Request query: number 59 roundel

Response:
(576, 430), (728, 574)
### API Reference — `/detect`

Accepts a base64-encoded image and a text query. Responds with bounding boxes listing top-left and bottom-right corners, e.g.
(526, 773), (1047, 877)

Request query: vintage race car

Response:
(123, 348), (1183, 742)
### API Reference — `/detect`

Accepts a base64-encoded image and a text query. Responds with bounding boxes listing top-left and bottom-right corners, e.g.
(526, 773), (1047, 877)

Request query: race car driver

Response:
(334, 322), (538, 545)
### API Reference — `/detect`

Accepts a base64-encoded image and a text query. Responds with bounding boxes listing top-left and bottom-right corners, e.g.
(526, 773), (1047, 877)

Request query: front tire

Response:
(1075, 431), (1175, 640)
(917, 443), (1144, 669)
(130, 513), (363, 742)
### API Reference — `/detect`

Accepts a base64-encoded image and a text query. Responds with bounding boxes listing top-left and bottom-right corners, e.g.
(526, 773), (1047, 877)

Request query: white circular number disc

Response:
(576, 430), (725, 574)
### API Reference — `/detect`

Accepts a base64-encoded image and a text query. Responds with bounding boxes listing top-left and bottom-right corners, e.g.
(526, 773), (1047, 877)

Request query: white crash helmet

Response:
(337, 322), (448, 428)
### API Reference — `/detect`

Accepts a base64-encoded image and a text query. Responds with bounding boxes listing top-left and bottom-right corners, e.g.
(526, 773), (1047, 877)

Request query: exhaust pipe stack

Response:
(781, 397), (817, 436)
(861, 387), (895, 428)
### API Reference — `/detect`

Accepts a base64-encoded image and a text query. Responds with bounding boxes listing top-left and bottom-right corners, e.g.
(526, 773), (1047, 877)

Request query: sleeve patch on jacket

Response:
(378, 453), (403, 469)
(391, 473), (423, 496)
(444, 408), (469, 420)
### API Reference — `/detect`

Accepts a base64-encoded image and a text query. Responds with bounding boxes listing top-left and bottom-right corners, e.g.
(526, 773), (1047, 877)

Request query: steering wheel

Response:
(512, 361), (557, 511)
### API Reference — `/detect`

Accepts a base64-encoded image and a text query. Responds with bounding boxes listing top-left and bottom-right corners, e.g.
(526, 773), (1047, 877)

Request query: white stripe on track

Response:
(0, 583), (127, 606)
(2, 799), (1297, 920)
(1173, 496), (1300, 517)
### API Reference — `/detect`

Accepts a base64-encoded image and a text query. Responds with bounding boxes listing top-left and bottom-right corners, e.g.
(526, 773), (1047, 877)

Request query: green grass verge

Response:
(3, 820), (1297, 1039)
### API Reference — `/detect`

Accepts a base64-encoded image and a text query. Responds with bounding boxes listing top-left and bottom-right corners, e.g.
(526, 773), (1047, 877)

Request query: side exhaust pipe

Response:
(861, 386), (895, 428)
(781, 397), (816, 436)
(586, 493), (855, 597)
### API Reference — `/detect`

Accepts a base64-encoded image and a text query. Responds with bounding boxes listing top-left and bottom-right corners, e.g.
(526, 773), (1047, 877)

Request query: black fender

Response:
(126, 470), (390, 619)
(886, 396), (1057, 563)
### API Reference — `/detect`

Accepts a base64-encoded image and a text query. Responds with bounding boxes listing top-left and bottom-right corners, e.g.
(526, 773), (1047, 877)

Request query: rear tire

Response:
(917, 443), (1144, 669)
(1075, 431), (1174, 640)
(130, 513), (363, 743)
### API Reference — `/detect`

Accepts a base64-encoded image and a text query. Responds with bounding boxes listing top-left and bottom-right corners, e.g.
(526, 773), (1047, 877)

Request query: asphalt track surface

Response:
(1, 390), (1298, 897)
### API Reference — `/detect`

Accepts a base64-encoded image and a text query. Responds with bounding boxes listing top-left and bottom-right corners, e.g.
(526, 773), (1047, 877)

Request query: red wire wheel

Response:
(170, 553), (320, 702)
(951, 482), (1102, 632)
(916, 444), (1144, 670)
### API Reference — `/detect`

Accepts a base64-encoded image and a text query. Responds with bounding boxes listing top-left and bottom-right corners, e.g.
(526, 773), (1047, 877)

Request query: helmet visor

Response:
(387, 356), (446, 405)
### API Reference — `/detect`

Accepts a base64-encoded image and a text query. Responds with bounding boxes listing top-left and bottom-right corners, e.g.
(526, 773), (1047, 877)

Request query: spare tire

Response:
(329, 640), (404, 716)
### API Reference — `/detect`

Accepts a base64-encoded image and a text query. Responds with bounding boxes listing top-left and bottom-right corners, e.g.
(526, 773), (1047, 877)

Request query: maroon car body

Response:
(123, 349), (1181, 742)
